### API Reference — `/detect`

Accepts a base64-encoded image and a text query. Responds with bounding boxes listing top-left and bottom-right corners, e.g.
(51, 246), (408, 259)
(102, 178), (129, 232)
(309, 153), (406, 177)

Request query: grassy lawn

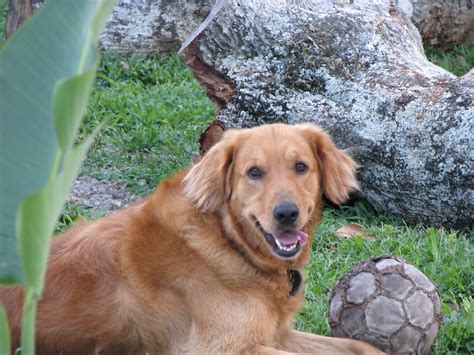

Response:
(79, 55), (213, 196)
(425, 45), (474, 76)
(1, 3), (472, 352)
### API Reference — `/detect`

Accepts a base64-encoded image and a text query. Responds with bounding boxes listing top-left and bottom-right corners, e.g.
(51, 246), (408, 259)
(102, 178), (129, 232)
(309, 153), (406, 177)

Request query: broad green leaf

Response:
(0, 304), (10, 354)
(16, 71), (98, 292)
(54, 70), (97, 154)
(0, 0), (116, 284)
(17, 133), (98, 352)
(1, 0), (116, 351)
(17, 128), (99, 293)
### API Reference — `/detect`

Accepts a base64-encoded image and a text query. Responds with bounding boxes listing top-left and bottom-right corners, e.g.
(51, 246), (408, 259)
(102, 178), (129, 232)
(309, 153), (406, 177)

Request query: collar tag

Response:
(287, 268), (302, 296)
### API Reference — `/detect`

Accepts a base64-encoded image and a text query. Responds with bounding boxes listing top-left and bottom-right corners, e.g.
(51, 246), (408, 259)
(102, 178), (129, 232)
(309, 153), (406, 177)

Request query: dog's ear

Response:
(183, 130), (238, 212)
(297, 124), (359, 204)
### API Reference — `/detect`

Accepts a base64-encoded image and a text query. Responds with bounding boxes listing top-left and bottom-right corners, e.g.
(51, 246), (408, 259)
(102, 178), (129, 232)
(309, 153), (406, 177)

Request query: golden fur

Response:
(0, 123), (382, 354)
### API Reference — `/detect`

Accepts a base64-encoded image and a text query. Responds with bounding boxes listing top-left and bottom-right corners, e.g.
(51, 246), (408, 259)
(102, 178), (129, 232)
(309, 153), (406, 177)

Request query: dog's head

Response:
(183, 123), (358, 270)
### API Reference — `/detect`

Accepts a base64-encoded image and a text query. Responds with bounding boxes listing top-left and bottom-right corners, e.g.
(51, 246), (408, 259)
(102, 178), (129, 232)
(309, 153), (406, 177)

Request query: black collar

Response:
(287, 268), (302, 296)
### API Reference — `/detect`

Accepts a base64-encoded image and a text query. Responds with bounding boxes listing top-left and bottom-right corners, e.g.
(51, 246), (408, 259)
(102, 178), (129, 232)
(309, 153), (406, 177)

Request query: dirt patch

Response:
(68, 175), (137, 216)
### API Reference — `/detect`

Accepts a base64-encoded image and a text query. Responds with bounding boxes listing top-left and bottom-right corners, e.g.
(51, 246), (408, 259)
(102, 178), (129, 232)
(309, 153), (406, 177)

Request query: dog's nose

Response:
(273, 202), (299, 226)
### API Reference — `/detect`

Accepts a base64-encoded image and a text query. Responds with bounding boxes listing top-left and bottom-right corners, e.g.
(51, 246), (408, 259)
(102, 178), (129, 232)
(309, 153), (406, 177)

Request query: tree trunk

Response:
(97, 0), (473, 52)
(27, 0), (472, 53)
(99, 0), (213, 54)
(29, 0), (213, 54)
(406, 0), (474, 48)
(5, 0), (32, 39)
(179, 0), (473, 228)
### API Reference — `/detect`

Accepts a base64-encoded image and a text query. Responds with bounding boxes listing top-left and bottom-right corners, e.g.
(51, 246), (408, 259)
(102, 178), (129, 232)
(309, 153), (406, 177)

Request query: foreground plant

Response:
(0, 0), (116, 352)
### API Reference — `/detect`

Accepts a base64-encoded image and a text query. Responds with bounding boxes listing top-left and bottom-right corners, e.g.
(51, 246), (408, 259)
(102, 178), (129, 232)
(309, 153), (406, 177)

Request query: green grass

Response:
(54, 202), (107, 233)
(79, 54), (214, 196)
(426, 45), (474, 76)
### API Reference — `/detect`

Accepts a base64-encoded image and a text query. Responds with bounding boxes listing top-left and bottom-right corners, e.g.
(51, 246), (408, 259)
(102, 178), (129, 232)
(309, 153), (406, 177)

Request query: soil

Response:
(67, 175), (137, 216)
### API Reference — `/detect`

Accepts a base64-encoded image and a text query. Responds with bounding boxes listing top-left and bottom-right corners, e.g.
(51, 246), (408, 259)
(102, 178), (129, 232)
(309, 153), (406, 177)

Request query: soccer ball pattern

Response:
(328, 256), (442, 354)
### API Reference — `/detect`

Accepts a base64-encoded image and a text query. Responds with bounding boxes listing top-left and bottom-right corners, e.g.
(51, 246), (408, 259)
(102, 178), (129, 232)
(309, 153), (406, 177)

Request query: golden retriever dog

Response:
(0, 123), (383, 354)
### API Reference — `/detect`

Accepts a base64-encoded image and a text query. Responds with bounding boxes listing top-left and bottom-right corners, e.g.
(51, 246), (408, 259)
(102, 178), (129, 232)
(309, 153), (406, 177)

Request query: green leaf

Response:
(54, 70), (97, 154)
(17, 128), (99, 293)
(19, 288), (36, 355)
(0, 304), (11, 355)
(0, 0), (116, 351)
(0, 0), (116, 285)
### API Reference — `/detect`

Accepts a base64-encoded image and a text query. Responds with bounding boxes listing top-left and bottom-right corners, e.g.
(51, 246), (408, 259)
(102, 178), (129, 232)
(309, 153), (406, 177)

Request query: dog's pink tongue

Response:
(274, 231), (308, 246)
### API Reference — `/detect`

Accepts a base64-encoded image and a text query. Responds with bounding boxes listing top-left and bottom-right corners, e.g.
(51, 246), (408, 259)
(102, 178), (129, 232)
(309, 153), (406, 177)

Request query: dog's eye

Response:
(247, 166), (264, 180)
(294, 162), (308, 174)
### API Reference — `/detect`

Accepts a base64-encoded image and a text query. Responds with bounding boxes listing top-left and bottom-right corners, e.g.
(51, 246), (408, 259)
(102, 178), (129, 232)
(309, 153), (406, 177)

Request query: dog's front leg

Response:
(178, 321), (297, 355)
(280, 329), (384, 355)
(179, 343), (296, 355)
(255, 345), (298, 355)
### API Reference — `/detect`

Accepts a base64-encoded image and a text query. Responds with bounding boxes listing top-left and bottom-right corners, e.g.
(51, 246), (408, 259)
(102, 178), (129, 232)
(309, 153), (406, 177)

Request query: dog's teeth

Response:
(281, 244), (296, 252)
(275, 238), (299, 253)
(275, 238), (283, 248)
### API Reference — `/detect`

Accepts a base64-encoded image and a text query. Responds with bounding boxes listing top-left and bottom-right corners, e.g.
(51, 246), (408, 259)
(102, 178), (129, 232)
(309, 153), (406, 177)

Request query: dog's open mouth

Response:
(255, 220), (308, 258)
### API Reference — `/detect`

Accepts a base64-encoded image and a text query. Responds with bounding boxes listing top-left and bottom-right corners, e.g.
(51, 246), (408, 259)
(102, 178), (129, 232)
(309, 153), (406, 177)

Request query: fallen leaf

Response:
(336, 223), (376, 240)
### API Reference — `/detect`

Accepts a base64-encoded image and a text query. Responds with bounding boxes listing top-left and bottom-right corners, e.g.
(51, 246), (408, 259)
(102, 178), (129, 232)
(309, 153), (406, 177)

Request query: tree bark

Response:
(5, 0), (32, 39)
(98, 0), (214, 54)
(27, 0), (472, 53)
(98, 0), (472, 52)
(29, 0), (213, 54)
(179, 0), (473, 228)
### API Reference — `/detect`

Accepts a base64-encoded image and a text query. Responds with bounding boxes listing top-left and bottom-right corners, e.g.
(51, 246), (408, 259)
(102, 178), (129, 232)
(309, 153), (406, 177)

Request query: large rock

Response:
(27, 0), (472, 52)
(179, 0), (473, 228)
